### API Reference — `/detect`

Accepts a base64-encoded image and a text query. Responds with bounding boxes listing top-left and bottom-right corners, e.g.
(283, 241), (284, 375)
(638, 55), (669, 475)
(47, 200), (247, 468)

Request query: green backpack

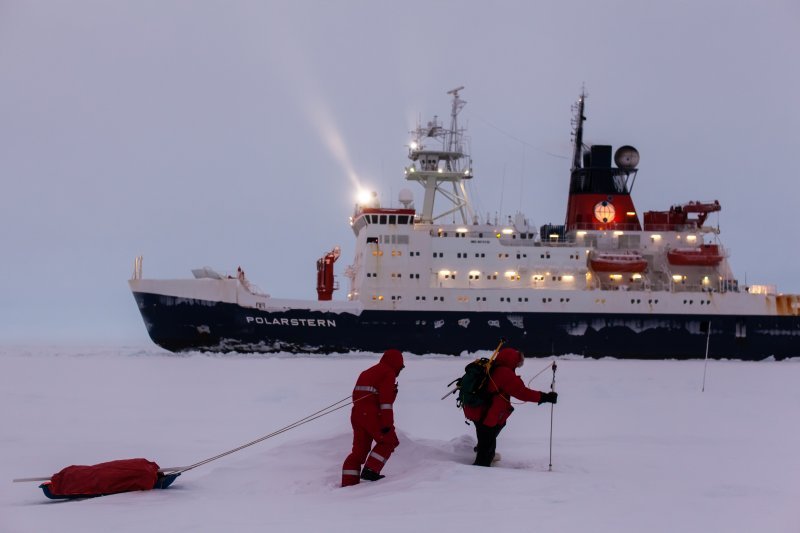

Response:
(454, 357), (494, 408)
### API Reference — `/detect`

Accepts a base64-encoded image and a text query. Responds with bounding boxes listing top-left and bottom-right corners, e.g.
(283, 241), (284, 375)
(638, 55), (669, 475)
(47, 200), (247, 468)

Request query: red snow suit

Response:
(341, 349), (404, 487)
(463, 348), (543, 427)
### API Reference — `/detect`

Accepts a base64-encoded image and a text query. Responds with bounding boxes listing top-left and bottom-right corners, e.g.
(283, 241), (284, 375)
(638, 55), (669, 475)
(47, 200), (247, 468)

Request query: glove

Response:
(538, 392), (558, 405)
(380, 427), (392, 434)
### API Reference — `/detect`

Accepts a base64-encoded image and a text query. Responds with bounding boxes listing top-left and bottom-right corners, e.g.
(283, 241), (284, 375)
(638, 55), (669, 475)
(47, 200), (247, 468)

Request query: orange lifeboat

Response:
(667, 244), (723, 267)
(589, 251), (648, 273)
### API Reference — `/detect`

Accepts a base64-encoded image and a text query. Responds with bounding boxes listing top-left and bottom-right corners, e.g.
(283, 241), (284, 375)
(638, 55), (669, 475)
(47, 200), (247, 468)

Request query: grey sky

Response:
(1, 1), (798, 343)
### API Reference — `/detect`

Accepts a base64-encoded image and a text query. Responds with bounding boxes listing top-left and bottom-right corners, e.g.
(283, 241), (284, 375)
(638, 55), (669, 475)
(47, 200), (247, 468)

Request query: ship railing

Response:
(538, 240), (575, 248)
(669, 282), (743, 294)
(580, 279), (742, 295)
(744, 284), (776, 295)
(568, 222), (642, 232)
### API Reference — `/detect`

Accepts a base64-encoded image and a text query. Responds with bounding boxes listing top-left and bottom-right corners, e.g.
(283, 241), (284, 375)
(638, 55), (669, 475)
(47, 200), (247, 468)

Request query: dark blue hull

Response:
(132, 292), (800, 360)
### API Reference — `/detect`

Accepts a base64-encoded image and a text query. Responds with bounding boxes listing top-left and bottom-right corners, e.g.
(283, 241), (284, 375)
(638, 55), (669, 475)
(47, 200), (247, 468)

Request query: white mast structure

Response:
(405, 86), (474, 225)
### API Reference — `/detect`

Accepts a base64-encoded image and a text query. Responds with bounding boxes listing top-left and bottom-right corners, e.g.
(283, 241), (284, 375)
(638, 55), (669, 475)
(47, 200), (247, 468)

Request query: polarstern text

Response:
(246, 316), (337, 327)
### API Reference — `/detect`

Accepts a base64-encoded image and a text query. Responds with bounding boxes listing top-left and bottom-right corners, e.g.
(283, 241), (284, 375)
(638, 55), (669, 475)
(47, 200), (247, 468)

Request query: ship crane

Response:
(643, 200), (721, 231)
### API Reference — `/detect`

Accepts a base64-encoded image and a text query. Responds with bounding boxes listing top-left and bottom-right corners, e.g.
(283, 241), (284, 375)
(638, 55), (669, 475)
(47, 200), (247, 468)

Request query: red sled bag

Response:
(42, 458), (161, 499)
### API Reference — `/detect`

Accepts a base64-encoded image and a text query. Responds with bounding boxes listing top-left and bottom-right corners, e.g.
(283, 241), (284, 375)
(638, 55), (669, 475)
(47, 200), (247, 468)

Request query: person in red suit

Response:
(341, 349), (405, 486)
(463, 347), (557, 466)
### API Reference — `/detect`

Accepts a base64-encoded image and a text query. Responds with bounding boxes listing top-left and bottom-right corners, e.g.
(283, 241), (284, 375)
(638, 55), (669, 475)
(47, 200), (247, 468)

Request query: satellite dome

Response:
(614, 145), (640, 169)
(398, 188), (414, 208)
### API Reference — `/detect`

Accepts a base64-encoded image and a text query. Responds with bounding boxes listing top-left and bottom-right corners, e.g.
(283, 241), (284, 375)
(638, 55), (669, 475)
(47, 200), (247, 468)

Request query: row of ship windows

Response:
(434, 230), (538, 240)
(366, 273), (422, 279)
(370, 295), (573, 303)
(368, 235), (411, 245)
(373, 250), (424, 257)
(369, 296), (713, 305)
(375, 251), (565, 260)
(618, 299), (710, 305)
(370, 250), (578, 261)
(364, 215), (414, 226)
(365, 272), (574, 282)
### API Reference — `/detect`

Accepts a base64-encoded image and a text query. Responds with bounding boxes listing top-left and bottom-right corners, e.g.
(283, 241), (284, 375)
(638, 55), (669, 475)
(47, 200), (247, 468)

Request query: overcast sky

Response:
(1, 1), (798, 343)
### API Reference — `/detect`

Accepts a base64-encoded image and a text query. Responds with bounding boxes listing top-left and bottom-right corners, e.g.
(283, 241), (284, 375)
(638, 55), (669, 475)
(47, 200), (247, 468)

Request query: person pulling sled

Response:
(341, 349), (404, 486)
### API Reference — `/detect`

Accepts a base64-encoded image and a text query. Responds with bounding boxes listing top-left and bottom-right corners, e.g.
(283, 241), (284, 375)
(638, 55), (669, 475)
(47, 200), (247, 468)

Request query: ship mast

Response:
(405, 87), (474, 224)
(571, 90), (587, 171)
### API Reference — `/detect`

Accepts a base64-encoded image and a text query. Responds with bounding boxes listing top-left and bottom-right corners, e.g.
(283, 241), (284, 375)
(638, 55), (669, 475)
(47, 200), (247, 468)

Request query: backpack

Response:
(453, 357), (494, 409)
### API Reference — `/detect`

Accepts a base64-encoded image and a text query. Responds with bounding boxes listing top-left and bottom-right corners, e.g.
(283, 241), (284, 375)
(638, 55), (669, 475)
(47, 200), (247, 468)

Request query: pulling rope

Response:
(15, 392), (372, 483)
(173, 394), (364, 475)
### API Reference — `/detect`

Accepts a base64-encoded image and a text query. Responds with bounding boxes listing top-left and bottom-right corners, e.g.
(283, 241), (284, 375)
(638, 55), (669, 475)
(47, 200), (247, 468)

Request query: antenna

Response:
(571, 88), (587, 171)
(405, 87), (473, 224)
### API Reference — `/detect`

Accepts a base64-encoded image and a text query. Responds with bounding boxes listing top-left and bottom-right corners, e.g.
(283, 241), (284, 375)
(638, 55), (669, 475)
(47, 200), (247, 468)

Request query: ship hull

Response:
(132, 291), (800, 360)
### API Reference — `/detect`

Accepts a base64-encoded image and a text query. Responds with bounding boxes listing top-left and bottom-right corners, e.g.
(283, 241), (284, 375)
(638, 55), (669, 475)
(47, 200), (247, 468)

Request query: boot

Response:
(360, 467), (385, 481)
(473, 446), (500, 461)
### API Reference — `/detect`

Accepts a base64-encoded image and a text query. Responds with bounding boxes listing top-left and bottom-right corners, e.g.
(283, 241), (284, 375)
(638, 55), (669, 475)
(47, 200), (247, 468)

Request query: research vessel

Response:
(129, 88), (800, 359)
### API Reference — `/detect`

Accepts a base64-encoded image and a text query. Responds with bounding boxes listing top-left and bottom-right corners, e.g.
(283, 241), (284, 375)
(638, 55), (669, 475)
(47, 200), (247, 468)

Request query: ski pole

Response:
(548, 361), (557, 472)
(702, 321), (711, 392)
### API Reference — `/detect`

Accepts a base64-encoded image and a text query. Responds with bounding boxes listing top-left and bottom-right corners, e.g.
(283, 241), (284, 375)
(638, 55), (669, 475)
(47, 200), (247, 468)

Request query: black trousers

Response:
(473, 421), (505, 466)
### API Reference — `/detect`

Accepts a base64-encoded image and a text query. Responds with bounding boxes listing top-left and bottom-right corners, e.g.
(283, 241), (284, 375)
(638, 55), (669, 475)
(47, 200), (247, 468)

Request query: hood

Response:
(494, 347), (522, 369)
(380, 349), (405, 374)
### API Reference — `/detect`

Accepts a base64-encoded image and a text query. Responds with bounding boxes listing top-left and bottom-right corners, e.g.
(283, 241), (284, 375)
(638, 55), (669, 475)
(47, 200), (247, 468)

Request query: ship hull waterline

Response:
(132, 291), (799, 360)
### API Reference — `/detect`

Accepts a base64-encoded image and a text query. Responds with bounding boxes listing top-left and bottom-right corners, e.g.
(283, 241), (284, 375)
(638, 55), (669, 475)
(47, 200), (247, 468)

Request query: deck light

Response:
(357, 190), (373, 205)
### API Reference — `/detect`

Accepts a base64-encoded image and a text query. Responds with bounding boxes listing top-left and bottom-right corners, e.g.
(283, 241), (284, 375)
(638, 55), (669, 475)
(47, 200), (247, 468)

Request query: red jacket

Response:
(463, 348), (543, 427)
(352, 349), (404, 429)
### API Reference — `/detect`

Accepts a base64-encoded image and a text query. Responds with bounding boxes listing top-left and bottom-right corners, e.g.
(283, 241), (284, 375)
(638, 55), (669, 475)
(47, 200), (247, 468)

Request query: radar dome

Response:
(614, 145), (640, 169)
(398, 188), (414, 208)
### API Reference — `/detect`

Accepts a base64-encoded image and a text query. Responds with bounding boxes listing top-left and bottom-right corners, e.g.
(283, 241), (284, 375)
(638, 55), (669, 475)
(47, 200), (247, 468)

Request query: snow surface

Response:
(2, 347), (799, 533)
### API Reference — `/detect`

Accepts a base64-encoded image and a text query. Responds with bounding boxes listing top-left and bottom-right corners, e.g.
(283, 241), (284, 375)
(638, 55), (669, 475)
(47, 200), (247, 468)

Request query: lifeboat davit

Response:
(589, 251), (648, 273)
(667, 245), (723, 267)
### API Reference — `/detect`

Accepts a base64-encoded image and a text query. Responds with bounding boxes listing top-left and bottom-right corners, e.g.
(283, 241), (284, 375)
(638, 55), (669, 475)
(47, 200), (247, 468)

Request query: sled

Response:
(16, 458), (182, 500)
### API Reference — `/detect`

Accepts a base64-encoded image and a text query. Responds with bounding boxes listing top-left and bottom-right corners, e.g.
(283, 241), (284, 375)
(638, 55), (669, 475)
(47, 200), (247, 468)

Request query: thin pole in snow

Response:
(548, 361), (557, 472)
(702, 321), (711, 392)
